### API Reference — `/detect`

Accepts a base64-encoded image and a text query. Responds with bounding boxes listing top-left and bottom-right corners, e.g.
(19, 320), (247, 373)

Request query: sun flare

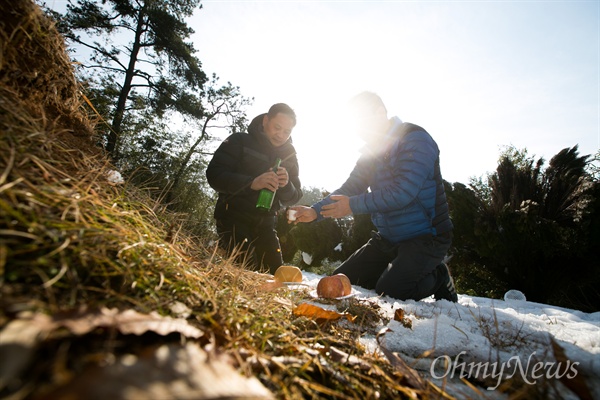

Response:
(291, 103), (363, 191)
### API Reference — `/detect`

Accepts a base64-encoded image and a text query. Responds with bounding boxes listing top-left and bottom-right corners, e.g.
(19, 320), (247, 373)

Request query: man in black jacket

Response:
(206, 103), (303, 274)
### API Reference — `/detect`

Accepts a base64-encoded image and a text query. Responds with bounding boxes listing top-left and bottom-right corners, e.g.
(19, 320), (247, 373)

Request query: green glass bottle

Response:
(256, 158), (281, 211)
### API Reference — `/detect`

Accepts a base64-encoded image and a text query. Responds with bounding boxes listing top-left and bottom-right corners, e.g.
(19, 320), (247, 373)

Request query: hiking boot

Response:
(434, 263), (458, 302)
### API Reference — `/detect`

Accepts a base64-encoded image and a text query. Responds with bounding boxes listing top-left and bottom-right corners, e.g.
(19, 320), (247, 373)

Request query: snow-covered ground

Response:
(299, 271), (600, 399)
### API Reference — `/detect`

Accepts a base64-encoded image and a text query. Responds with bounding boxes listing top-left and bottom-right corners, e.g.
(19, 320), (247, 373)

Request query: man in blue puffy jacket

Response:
(292, 92), (457, 302)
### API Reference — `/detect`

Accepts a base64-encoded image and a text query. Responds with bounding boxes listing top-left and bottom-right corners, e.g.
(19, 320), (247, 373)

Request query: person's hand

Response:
(276, 166), (289, 188)
(251, 170), (279, 191)
(320, 195), (352, 218)
(289, 206), (317, 224)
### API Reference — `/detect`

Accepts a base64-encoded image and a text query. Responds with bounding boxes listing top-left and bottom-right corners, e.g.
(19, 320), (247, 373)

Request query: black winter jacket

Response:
(206, 113), (303, 224)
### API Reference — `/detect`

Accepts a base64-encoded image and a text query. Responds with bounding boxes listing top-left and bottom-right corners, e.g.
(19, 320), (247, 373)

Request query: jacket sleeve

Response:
(311, 154), (373, 220)
(206, 134), (254, 194)
(348, 131), (438, 214)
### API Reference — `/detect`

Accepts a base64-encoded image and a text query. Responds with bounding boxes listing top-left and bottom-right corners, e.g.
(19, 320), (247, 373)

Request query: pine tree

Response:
(451, 146), (599, 310)
(48, 0), (207, 159)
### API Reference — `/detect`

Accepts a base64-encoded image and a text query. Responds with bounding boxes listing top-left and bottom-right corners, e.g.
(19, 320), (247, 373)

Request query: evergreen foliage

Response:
(47, 0), (208, 158)
(447, 146), (600, 311)
(45, 1), (252, 237)
(290, 217), (344, 267)
(339, 213), (376, 260)
(277, 202), (375, 270)
(117, 75), (252, 237)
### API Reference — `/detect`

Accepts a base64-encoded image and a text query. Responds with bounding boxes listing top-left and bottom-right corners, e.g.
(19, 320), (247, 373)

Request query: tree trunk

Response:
(106, 6), (146, 159)
(165, 112), (214, 204)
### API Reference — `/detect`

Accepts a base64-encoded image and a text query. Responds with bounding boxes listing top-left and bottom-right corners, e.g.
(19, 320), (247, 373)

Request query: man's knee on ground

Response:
(375, 280), (417, 301)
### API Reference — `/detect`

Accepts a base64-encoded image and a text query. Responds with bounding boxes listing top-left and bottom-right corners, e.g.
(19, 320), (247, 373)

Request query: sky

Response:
(297, 270), (600, 399)
(188, 0), (600, 190)
(45, 0), (600, 190)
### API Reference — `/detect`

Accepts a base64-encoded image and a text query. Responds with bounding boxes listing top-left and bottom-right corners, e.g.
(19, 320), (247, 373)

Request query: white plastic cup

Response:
(287, 209), (297, 221)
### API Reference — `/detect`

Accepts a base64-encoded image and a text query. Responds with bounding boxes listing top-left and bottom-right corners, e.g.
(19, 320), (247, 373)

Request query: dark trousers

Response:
(216, 215), (283, 274)
(333, 231), (452, 301)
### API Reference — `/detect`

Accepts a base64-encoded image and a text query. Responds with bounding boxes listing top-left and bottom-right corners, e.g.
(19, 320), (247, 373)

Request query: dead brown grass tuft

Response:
(0, 0), (95, 141)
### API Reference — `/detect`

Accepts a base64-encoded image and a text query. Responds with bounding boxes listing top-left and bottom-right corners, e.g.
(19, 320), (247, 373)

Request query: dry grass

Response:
(0, 1), (441, 399)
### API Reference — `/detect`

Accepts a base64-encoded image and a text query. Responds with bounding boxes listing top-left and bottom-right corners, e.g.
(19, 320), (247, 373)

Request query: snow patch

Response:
(107, 170), (124, 184)
(301, 252), (312, 265)
(297, 271), (600, 399)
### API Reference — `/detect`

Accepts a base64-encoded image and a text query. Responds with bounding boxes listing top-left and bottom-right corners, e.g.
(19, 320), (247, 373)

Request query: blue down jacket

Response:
(312, 117), (453, 243)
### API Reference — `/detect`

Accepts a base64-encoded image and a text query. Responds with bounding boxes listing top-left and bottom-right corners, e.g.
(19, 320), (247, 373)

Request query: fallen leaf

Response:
(37, 343), (274, 399)
(393, 308), (412, 329)
(0, 314), (54, 391)
(292, 303), (356, 324)
(394, 308), (404, 321)
(54, 308), (204, 338)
